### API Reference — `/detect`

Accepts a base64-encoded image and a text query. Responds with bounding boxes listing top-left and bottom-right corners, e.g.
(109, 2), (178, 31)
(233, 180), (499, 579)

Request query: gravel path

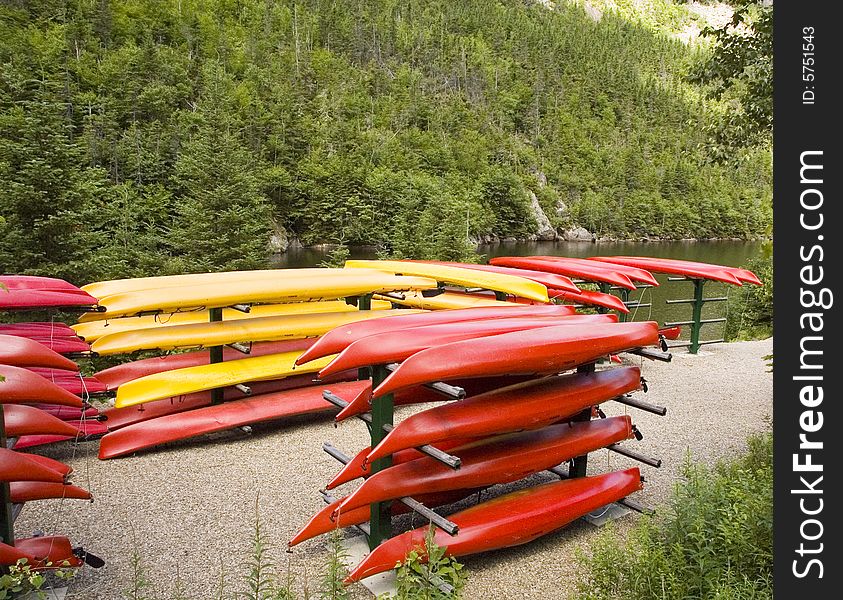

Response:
(17, 338), (773, 599)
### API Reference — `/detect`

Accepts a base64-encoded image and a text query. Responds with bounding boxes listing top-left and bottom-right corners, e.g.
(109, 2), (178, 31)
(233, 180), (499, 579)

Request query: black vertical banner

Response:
(774, 2), (841, 597)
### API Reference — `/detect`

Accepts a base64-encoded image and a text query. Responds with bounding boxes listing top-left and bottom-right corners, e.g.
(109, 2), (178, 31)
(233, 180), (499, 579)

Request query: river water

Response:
(273, 240), (767, 344)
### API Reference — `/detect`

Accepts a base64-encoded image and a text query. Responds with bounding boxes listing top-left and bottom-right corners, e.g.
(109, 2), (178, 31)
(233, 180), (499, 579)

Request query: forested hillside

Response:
(0, 0), (771, 281)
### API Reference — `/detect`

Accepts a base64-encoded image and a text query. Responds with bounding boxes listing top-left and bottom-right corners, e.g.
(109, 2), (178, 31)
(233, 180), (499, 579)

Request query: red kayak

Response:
(31, 404), (99, 421)
(0, 365), (85, 408)
(525, 256), (659, 286)
(290, 488), (482, 547)
(489, 257), (636, 290)
(295, 305), (577, 366)
(588, 256), (752, 286)
(334, 374), (535, 422)
(0, 448), (66, 482)
(0, 335), (79, 370)
(659, 326), (682, 341)
(0, 322), (78, 337)
(327, 439), (475, 490)
(412, 261), (580, 294)
(24, 454), (73, 477)
(97, 380), (371, 459)
(11, 419), (106, 450)
(319, 314), (618, 379)
(341, 417), (633, 515)
(368, 366), (642, 463)
(19, 336), (91, 355)
(547, 288), (630, 313)
(0, 536), (83, 568)
(9, 481), (91, 503)
(0, 288), (99, 310)
(3, 404), (81, 437)
(372, 321), (658, 398)
(94, 339), (316, 390)
(0, 275), (83, 292)
(26, 368), (108, 395)
(346, 468), (642, 583)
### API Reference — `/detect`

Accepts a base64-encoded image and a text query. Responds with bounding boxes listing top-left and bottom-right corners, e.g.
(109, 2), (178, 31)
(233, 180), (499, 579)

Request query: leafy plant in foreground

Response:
(393, 525), (465, 599)
(317, 529), (349, 600)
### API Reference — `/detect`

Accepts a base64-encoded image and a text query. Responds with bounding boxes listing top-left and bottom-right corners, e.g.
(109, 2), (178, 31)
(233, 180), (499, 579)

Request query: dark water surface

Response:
(273, 240), (767, 343)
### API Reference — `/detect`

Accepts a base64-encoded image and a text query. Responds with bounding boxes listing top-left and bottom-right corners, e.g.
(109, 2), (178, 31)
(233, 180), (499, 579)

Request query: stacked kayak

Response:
(292, 302), (660, 582)
(0, 275), (98, 311)
(84, 265), (549, 458)
(0, 329), (94, 569)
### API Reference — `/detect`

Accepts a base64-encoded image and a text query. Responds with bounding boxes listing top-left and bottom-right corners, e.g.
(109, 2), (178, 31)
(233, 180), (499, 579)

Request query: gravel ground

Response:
(17, 338), (773, 600)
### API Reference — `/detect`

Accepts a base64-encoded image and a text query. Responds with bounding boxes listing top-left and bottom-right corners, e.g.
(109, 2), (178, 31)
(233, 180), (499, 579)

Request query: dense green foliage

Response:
(1, 1), (771, 281)
(725, 247), (772, 340)
(691, 0), (773, 155)
(576, 430), (773, 599)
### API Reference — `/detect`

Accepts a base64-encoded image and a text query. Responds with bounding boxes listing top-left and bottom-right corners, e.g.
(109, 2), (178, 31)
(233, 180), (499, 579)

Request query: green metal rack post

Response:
(663, 278), (728, 354)
(689, 279), (705, 354)
(568, 363), (596, 478)
(367, 365), (394, 550)
(209, 307), (224, 404)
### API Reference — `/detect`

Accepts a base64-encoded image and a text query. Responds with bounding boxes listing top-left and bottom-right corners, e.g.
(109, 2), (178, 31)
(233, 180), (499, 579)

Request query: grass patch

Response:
(576, 429), (772, 599)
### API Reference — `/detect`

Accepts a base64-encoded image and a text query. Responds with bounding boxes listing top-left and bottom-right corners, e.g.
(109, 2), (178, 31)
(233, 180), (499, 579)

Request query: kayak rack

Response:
(321, 442), (460, 536)
(383, 363), (466, 400)
(322, 391), (461, 469)
(663, 278), (728, 353)
(613, 394), (667, 416)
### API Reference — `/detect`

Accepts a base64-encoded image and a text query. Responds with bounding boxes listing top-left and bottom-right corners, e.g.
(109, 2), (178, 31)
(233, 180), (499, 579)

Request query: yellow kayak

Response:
(114, 350), (334, 408)
(73, 300), (393, 340)
(87, 273), (437, 320)
(82, 267), (396, 298)
(345, 260), (549, 303)
(91, 309), (422, 355)
(376, 291), (526, 310)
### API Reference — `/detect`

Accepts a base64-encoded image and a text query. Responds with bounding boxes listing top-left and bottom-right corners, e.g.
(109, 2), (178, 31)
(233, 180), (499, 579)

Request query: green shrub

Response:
(576, 430), (773, 600)
(725, 248), (773, 340)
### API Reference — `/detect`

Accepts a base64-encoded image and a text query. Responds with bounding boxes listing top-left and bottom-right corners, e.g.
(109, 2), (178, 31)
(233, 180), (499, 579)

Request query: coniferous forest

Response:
(0, 0), (772, 282)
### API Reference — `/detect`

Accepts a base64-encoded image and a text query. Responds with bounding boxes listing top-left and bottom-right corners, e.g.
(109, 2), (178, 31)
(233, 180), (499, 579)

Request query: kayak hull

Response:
(73, 300), (392, 340)
(0, 536), (83, 568)
(296, 304), (578, 366)
(344, 260), (550, 303)
(88, 274), (437, 320)
(334, 374), (535, 422)
(290, 488), (482, 547)
(368, 366), (642, 462)
(0, 365), (85, 408)
(340, 417), (634, 514)
(9, 481), (92, 503)
(91, 309), (417, 355)
(412, 261), (580, 294)
(372, 321), (658, 398)
(113, 350), (333, 409)
(98, 380), (371, 459)
(548, 288), (630, 313)
(489, 257), (636, 290)
(525, 256), (659, 286)
(588, 256), (748, 285)
(345, 468), (642, 583)
(0, 448), (66, 483)
(3, 404), (81, 437)
(0, 335), (79, 370)
(94, 339), (316, 390)
(319, 314), (617, 379)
